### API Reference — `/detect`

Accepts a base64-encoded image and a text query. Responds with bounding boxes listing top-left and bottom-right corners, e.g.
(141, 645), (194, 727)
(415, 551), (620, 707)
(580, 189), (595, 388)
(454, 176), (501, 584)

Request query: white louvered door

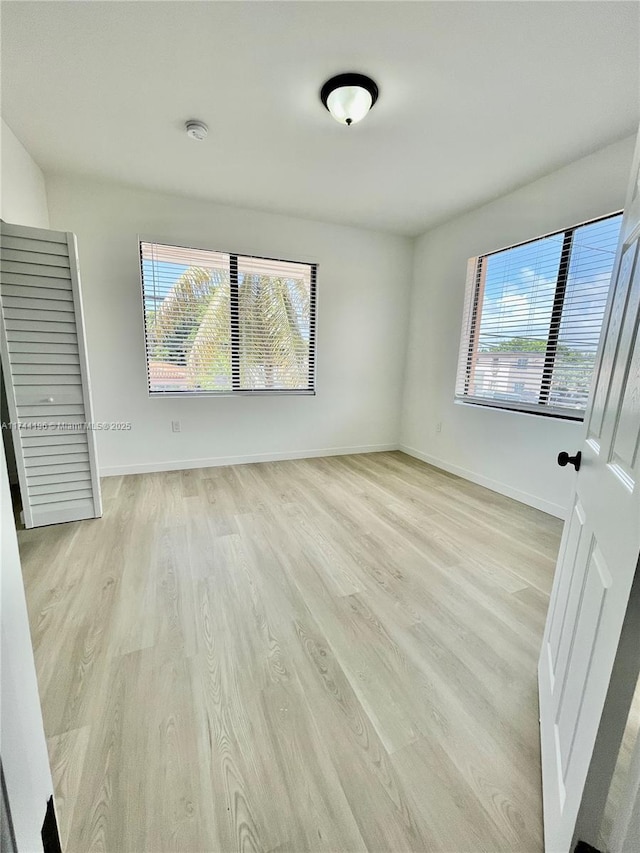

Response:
(0, 221), (102, 528)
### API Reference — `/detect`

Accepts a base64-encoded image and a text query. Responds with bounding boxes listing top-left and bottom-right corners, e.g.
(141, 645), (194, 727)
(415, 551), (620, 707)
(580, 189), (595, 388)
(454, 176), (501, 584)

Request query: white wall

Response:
(45, 176), (412, 475)
(1, 119), (49, 228)
(0, 118), (51, 481)
(0, 119), (53, 852)
(401, 136), (636, 518)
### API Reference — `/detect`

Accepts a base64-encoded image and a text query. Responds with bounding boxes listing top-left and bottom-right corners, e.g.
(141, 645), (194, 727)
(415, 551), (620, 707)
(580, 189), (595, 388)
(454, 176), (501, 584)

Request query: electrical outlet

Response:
(171, 420), (181, 433)
(436, 421), (442, 433)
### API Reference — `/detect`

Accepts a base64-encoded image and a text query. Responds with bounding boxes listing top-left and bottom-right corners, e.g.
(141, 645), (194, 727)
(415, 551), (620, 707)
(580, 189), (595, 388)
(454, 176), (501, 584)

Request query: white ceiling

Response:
(2, 1), (639, 235)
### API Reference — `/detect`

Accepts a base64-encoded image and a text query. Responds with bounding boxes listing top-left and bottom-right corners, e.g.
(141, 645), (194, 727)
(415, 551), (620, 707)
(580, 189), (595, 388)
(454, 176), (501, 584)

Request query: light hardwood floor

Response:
(19, 451), (562, 853)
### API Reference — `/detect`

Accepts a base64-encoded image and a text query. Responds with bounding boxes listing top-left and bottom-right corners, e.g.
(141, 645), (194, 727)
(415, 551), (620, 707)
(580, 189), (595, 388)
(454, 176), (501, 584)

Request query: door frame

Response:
(610, 709), (640, 853)
(573, 562), (640, 848)
(1, 440), (56, 850)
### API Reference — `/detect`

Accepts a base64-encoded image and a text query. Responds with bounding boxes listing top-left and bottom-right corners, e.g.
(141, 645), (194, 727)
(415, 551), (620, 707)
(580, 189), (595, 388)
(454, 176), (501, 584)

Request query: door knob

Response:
(557, 450), (582, 471)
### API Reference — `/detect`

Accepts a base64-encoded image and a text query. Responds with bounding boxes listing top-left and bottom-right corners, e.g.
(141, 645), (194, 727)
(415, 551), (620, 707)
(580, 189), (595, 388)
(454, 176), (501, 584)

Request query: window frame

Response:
(456, 210), (622, 422)
(138, 237), (318, 398)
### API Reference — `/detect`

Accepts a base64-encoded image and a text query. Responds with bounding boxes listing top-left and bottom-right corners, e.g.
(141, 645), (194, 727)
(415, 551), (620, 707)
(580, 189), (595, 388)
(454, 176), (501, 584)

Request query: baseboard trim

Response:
(398, 444), (567, 520)
(99, 443), (398, 477)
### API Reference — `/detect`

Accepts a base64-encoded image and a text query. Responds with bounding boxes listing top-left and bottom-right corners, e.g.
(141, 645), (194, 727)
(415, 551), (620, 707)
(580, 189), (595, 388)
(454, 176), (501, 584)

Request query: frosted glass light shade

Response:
(320, 73), (379, 127)
(326, 86), (373, 125)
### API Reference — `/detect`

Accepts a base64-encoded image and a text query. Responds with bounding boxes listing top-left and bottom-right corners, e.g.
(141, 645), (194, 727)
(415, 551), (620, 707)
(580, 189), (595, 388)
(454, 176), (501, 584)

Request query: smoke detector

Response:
(185, 120), (208, 141)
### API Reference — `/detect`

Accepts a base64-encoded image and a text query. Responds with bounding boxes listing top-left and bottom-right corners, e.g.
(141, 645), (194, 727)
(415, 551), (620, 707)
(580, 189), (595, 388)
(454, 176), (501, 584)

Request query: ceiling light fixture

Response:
(185, 119), (208, 141)
(320, 73), (379, 126)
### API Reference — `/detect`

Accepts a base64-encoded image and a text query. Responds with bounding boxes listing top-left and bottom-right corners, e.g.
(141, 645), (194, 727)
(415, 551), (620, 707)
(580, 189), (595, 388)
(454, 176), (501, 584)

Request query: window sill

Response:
(148, 390), (316, 399)
(454, 397), (584, 422)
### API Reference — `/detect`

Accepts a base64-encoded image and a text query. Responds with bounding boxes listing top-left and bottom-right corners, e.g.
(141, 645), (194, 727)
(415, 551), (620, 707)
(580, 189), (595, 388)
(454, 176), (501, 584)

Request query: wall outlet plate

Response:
(171, 420), (181, 433)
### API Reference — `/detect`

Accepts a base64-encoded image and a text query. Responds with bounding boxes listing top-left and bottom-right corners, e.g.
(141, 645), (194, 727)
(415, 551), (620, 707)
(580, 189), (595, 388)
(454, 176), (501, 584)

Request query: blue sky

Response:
(142, 259), (188, 310)
(479, 214), (622, 352)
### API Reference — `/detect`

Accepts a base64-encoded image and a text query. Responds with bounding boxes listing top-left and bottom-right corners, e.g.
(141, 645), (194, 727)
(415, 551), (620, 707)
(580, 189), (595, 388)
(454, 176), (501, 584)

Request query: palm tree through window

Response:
(140, 242), (316, 395)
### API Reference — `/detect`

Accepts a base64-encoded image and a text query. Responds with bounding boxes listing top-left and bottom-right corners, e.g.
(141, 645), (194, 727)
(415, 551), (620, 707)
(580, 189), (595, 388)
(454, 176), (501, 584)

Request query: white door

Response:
(0, 221), (102, 527)
(539, 131), (640, 853)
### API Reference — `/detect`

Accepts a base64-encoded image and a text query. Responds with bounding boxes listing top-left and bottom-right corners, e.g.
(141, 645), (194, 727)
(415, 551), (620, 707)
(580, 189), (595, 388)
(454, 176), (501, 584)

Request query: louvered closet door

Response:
(0, 221), (102, 528)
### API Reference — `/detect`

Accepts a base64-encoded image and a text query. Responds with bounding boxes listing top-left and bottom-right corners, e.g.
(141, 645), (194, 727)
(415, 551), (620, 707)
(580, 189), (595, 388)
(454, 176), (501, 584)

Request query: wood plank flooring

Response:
(19, 451), (563, 853)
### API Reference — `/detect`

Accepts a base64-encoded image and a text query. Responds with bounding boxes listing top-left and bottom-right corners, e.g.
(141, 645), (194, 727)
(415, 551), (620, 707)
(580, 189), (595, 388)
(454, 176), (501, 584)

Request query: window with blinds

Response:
(140, 242), (317, 395)
(455, 211), (622, 419)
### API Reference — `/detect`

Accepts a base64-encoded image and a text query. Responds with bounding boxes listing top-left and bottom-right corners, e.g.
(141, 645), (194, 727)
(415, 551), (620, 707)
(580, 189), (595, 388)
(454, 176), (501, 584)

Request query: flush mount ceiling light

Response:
(185, 119), (208, 141)
(320, 73), (379, 126)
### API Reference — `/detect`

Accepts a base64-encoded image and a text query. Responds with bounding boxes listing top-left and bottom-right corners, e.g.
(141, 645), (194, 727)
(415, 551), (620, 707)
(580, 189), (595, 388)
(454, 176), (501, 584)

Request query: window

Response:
(140, 242), (317, 395)
(455, 211), (622, 419)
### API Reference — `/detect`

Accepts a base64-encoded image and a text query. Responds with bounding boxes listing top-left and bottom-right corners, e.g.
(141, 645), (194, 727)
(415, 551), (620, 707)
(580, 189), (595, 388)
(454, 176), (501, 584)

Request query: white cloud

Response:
(497, 293), (530, 313)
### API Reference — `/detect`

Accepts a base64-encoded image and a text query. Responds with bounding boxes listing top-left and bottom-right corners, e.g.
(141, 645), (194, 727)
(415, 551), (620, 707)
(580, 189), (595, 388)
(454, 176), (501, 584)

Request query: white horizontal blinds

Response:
(141, 242), (231, 392)
(548, 215), (622, 410)
(455, 257), (483, 398)
(141, 241), (316, 394)
(455, 212), (622, 418)
(465, 231), (564, 410)
(237, 255), (313, 390)
(0, 222), (102, 527)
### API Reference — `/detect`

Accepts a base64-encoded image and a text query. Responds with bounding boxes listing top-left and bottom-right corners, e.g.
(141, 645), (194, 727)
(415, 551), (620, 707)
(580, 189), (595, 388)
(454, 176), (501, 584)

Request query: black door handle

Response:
(557, 450), (582, 471)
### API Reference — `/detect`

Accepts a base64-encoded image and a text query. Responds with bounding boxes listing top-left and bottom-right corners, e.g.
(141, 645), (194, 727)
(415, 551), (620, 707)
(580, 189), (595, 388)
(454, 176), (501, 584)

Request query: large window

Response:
(455, 212), (622, 419)
(140, 242), (317, 395)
